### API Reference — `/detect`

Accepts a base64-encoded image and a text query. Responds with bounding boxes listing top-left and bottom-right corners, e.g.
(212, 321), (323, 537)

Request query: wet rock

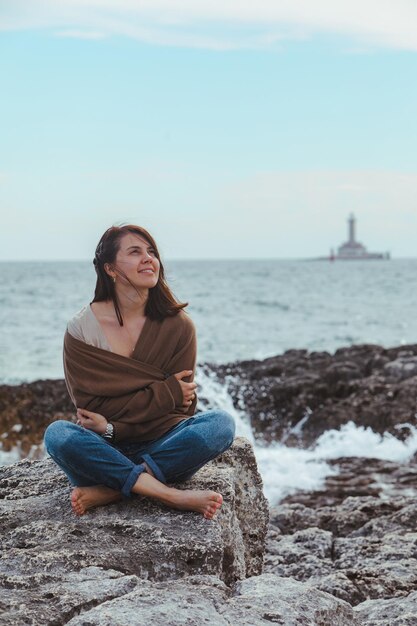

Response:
(384, 356), (417, 381)
(0, 379), (73, 460)
(207, 343), (417, 446)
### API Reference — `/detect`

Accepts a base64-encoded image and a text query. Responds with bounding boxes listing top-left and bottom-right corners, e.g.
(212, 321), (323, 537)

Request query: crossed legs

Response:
(44, 410), (235, 519)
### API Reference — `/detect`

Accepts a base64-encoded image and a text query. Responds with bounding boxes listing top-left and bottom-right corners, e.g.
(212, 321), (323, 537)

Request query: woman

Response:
(44, 225), (235, 519)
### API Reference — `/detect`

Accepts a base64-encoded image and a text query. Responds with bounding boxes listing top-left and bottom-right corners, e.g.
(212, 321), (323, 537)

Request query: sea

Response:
(2, 258), (417, 504)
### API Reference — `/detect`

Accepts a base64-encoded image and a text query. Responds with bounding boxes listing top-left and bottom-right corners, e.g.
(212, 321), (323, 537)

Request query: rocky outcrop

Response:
(208, 343), (417, 446)
(3, 343), (417, 460)
(0, 437), (271, 624)
(0, 437), (362, 626)
(265, 454), (417, 621)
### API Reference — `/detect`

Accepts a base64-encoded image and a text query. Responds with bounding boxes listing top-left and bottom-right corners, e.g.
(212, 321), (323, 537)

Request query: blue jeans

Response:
(44, 410), (235, 498)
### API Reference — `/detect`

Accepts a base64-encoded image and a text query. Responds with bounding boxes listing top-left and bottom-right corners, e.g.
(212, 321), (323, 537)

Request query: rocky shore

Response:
(1, 438), (360, 626)
(2, 343), (417, 624)
(208, 342), (417, 447)
(268, 454), (417, 623)
(2, 343), (417, 459)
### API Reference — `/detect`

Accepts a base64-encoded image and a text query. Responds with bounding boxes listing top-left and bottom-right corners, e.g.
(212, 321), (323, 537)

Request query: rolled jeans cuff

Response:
(141, 454), (167, 484)
(121, 463), (146, 498)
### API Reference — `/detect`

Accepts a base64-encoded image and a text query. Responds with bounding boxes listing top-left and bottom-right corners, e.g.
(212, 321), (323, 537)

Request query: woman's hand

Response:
(174, 370), (197, 409)
(76, 408), (108, 434)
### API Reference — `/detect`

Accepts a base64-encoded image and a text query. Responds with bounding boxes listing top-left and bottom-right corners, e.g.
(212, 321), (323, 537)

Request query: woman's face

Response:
(111, 232), (160, 289)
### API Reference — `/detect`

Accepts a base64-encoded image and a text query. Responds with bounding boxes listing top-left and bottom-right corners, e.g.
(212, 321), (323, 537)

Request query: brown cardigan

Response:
(63, 310), (197, 443)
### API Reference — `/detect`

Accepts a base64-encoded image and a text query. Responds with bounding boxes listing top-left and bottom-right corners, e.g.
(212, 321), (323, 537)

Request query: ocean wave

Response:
(197, 368), (417, 506)
(253, 300), (290, 311)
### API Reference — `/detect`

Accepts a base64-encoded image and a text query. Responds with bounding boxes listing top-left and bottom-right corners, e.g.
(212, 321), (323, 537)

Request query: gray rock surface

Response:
(354, 591), (417, 625)
(0, 434), (364, 626)
(0, 438), (269, 625)
(265, 455), (417, 613)
(65, 574), (357, 626)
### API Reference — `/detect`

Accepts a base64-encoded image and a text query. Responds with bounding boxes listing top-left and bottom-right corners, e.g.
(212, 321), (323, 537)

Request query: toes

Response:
(210, 496), (222, 510)
(70, 491), (85, 516)
(204, 503), (220, 519)
(72, 502), (83, 516)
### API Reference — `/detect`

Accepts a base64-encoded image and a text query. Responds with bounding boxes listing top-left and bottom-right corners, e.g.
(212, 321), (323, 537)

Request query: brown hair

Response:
(92, 225), (187, 324)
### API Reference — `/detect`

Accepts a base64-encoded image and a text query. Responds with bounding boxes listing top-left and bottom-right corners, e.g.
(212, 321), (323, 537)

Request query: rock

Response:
(265, 455), (417, 606)
(65, 574), (357, 626)
(0, 438), (269, 625)
(354, 590), (417, 625)
(281, 457), (417, 508)
(0, 379), (73, 460)
(0, 566), (140, 626)
(384, 356), (417, 381)
(206, 343), (417, 446)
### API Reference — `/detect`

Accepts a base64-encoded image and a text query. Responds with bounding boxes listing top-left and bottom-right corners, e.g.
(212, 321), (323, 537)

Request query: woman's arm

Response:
(77, 368), (196, 435)
(77, 314), (198, 442)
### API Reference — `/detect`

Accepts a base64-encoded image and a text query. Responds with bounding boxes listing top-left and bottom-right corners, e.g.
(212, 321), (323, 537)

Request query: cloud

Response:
(1, 0), (417, 51)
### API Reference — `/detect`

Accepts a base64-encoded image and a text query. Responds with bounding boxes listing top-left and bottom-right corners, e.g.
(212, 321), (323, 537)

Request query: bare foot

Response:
(70, 486), (123, 516)
(158, 487), (223, 519)
(132, 472), (223, 519)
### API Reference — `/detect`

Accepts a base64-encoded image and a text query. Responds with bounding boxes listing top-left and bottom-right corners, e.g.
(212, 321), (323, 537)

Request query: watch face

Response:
(103, 423), (114, 439)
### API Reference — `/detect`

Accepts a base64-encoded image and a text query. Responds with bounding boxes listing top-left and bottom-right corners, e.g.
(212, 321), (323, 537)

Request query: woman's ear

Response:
(104, 263), (116, 280)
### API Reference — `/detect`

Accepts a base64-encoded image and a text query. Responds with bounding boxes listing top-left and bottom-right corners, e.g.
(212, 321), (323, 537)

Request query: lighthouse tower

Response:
(348, 213), (355, 245)
(334, 214), (389, 260)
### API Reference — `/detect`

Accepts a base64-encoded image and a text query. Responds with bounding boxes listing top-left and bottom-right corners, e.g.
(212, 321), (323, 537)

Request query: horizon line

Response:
(1, 256), (415, 263)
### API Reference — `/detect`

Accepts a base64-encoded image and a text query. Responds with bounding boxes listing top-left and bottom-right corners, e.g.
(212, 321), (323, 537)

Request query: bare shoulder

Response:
(90, 301), (114, 322)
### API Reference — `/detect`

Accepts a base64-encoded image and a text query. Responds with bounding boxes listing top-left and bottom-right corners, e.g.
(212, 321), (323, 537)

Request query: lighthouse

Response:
(332, 214), (389, 260)
(348, 213), (355, 245)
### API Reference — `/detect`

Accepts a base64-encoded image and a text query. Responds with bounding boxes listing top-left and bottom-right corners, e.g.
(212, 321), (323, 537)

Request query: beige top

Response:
(67, 305), (112, 352)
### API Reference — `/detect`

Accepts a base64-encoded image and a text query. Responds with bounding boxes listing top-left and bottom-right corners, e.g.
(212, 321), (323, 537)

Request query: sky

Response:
(1, 1), (416, 260)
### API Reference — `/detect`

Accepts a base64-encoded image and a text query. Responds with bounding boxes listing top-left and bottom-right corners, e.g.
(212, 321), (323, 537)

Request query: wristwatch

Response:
(102, 422), (115, 441)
